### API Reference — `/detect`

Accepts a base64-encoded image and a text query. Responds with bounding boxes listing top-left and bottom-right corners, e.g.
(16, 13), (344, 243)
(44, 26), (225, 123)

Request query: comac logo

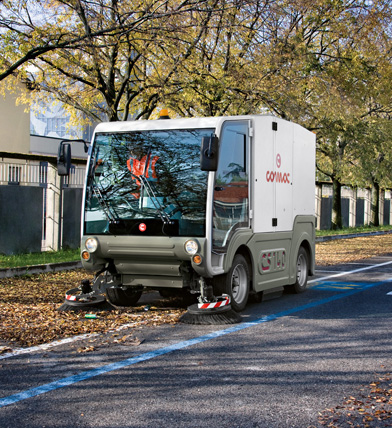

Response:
(266, 153), (291, 184)
(266, 171), (291, 183)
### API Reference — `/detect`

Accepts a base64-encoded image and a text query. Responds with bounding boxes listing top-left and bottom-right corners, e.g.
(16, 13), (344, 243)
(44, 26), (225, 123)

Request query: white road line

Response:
(346, 263), (375, 266)
(0, 322), (139, 361)
(0, 333), (99, 361)
(309, 260), (392, 284)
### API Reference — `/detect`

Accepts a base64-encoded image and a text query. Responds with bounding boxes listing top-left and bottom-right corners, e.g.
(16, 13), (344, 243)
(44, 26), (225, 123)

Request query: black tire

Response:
(106, 287), (143, 307)
(213, 254), (250, 312)
(287, 247), (308, 294)
(159, 288), (179, 298)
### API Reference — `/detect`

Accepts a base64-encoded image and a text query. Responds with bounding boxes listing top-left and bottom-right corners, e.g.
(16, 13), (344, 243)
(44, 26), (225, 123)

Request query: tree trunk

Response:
(370, 180), (380, 226)
(331, 177), (342, 230)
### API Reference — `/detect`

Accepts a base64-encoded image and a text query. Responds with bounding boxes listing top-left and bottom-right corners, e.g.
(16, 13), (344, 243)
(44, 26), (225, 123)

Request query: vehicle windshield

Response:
(84, 128), (212, 236)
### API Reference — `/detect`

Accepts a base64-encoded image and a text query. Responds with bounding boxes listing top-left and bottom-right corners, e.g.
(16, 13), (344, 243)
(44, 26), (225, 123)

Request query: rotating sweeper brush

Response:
(180, 279), (242, 325)
(58, 279), (109, 312)
(179, 294), (241, 325)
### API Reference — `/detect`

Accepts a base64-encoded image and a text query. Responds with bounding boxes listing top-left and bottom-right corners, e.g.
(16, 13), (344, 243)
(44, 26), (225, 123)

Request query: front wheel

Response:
(213, 254), (250, 312)
(106, 286), (143, 307)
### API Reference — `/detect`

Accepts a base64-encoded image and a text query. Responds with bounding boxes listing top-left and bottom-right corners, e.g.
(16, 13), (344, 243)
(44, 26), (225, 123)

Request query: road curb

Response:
(0, 261), (82, 279)
(316, 229), (392, 242)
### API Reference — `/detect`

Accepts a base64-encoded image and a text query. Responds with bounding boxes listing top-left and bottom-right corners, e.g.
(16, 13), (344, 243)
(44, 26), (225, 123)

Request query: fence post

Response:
(380, 189), (385, 226)
(364, 188), (371, 225)
(388, 191), (392, 225)
(315, 183), (322, 230)
(349, 187), (356, 227)
(44, 163), (61, 251)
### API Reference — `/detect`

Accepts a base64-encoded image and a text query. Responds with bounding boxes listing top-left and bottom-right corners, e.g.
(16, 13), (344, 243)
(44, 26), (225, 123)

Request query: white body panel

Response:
(252, 116), (315, 233)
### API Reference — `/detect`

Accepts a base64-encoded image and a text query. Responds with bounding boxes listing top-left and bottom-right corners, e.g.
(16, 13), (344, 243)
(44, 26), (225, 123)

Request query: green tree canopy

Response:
(2, 1), (392, 230)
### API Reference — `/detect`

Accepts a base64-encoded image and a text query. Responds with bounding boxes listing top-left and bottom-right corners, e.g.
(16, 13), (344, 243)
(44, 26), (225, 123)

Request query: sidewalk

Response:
(316, 229), (392, 242)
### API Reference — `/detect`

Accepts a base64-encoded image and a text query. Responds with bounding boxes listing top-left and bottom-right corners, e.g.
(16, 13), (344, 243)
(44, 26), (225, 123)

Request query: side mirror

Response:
(200, 135), (219, 171)
(57, 142), (72, 176)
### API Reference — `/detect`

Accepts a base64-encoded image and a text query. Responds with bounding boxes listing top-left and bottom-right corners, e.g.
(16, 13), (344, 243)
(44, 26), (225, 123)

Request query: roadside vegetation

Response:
(316, 232), (392, 266)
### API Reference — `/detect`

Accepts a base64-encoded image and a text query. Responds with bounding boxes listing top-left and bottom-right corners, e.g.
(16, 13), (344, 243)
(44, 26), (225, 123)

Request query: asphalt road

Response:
(0, 255), (391, 428)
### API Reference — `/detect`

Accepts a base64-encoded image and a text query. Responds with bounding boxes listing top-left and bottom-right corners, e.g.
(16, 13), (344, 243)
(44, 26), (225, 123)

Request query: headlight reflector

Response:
(85, 237), (98, 253)
(184, 239), (199, 255)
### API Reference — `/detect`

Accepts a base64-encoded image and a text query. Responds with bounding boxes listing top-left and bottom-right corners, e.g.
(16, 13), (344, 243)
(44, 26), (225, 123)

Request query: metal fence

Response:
(315, 183), (392, 229)
(0, 157), (86, 254)
(0, 161), (85, 187)
(0, 161), (44, 186)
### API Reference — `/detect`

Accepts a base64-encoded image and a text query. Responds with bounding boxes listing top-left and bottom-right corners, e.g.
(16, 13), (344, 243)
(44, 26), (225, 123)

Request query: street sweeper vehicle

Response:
(58, 113), (316, 323)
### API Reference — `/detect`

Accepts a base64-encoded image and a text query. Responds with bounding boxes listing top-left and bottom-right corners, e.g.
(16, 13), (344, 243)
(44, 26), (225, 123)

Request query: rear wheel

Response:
(287, 247), (308, 293)
(213, 254), (250, 312)
(106, 286), (143, 307)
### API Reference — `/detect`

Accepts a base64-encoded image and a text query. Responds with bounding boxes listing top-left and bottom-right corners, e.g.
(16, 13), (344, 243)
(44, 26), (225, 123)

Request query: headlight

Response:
(85, 237), (98, 253)
(184, 239), (199, 255)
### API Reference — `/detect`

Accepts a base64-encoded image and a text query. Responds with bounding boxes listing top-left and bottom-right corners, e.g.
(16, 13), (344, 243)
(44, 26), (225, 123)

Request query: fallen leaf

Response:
(77, 346), (95, 353)
(0, 346), (12, 354)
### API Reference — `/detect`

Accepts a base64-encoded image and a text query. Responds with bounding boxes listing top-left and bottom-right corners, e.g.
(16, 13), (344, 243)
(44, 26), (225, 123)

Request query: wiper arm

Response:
(93, 185), (120, 224)
(138, 174), (171, 224)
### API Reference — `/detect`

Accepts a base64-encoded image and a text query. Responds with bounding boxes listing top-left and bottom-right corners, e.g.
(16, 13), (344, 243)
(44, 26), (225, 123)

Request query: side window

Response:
(213, 121), (249, 251)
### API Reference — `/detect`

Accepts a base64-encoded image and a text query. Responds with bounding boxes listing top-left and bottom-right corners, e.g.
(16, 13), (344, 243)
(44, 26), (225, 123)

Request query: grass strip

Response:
(0, 249), (80, 269)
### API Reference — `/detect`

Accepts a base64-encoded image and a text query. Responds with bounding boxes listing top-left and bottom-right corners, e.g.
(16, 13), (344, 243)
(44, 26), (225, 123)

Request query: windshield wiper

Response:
(138, 175), (172, 224)
(93, 185), (121, 225)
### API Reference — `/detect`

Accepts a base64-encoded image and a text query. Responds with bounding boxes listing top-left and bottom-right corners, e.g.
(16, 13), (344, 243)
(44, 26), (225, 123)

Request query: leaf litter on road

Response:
(0, 269), (183, 349)
(317, 372), (392, 427)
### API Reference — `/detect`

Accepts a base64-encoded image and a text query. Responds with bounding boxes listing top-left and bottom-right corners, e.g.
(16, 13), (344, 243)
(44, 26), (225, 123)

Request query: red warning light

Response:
(139, 223), (147, 232)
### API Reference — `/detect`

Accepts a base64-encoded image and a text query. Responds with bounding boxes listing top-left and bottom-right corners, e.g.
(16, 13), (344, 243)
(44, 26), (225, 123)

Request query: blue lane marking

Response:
(310, 281), (369, 291)
(0, 278), (390, 409)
